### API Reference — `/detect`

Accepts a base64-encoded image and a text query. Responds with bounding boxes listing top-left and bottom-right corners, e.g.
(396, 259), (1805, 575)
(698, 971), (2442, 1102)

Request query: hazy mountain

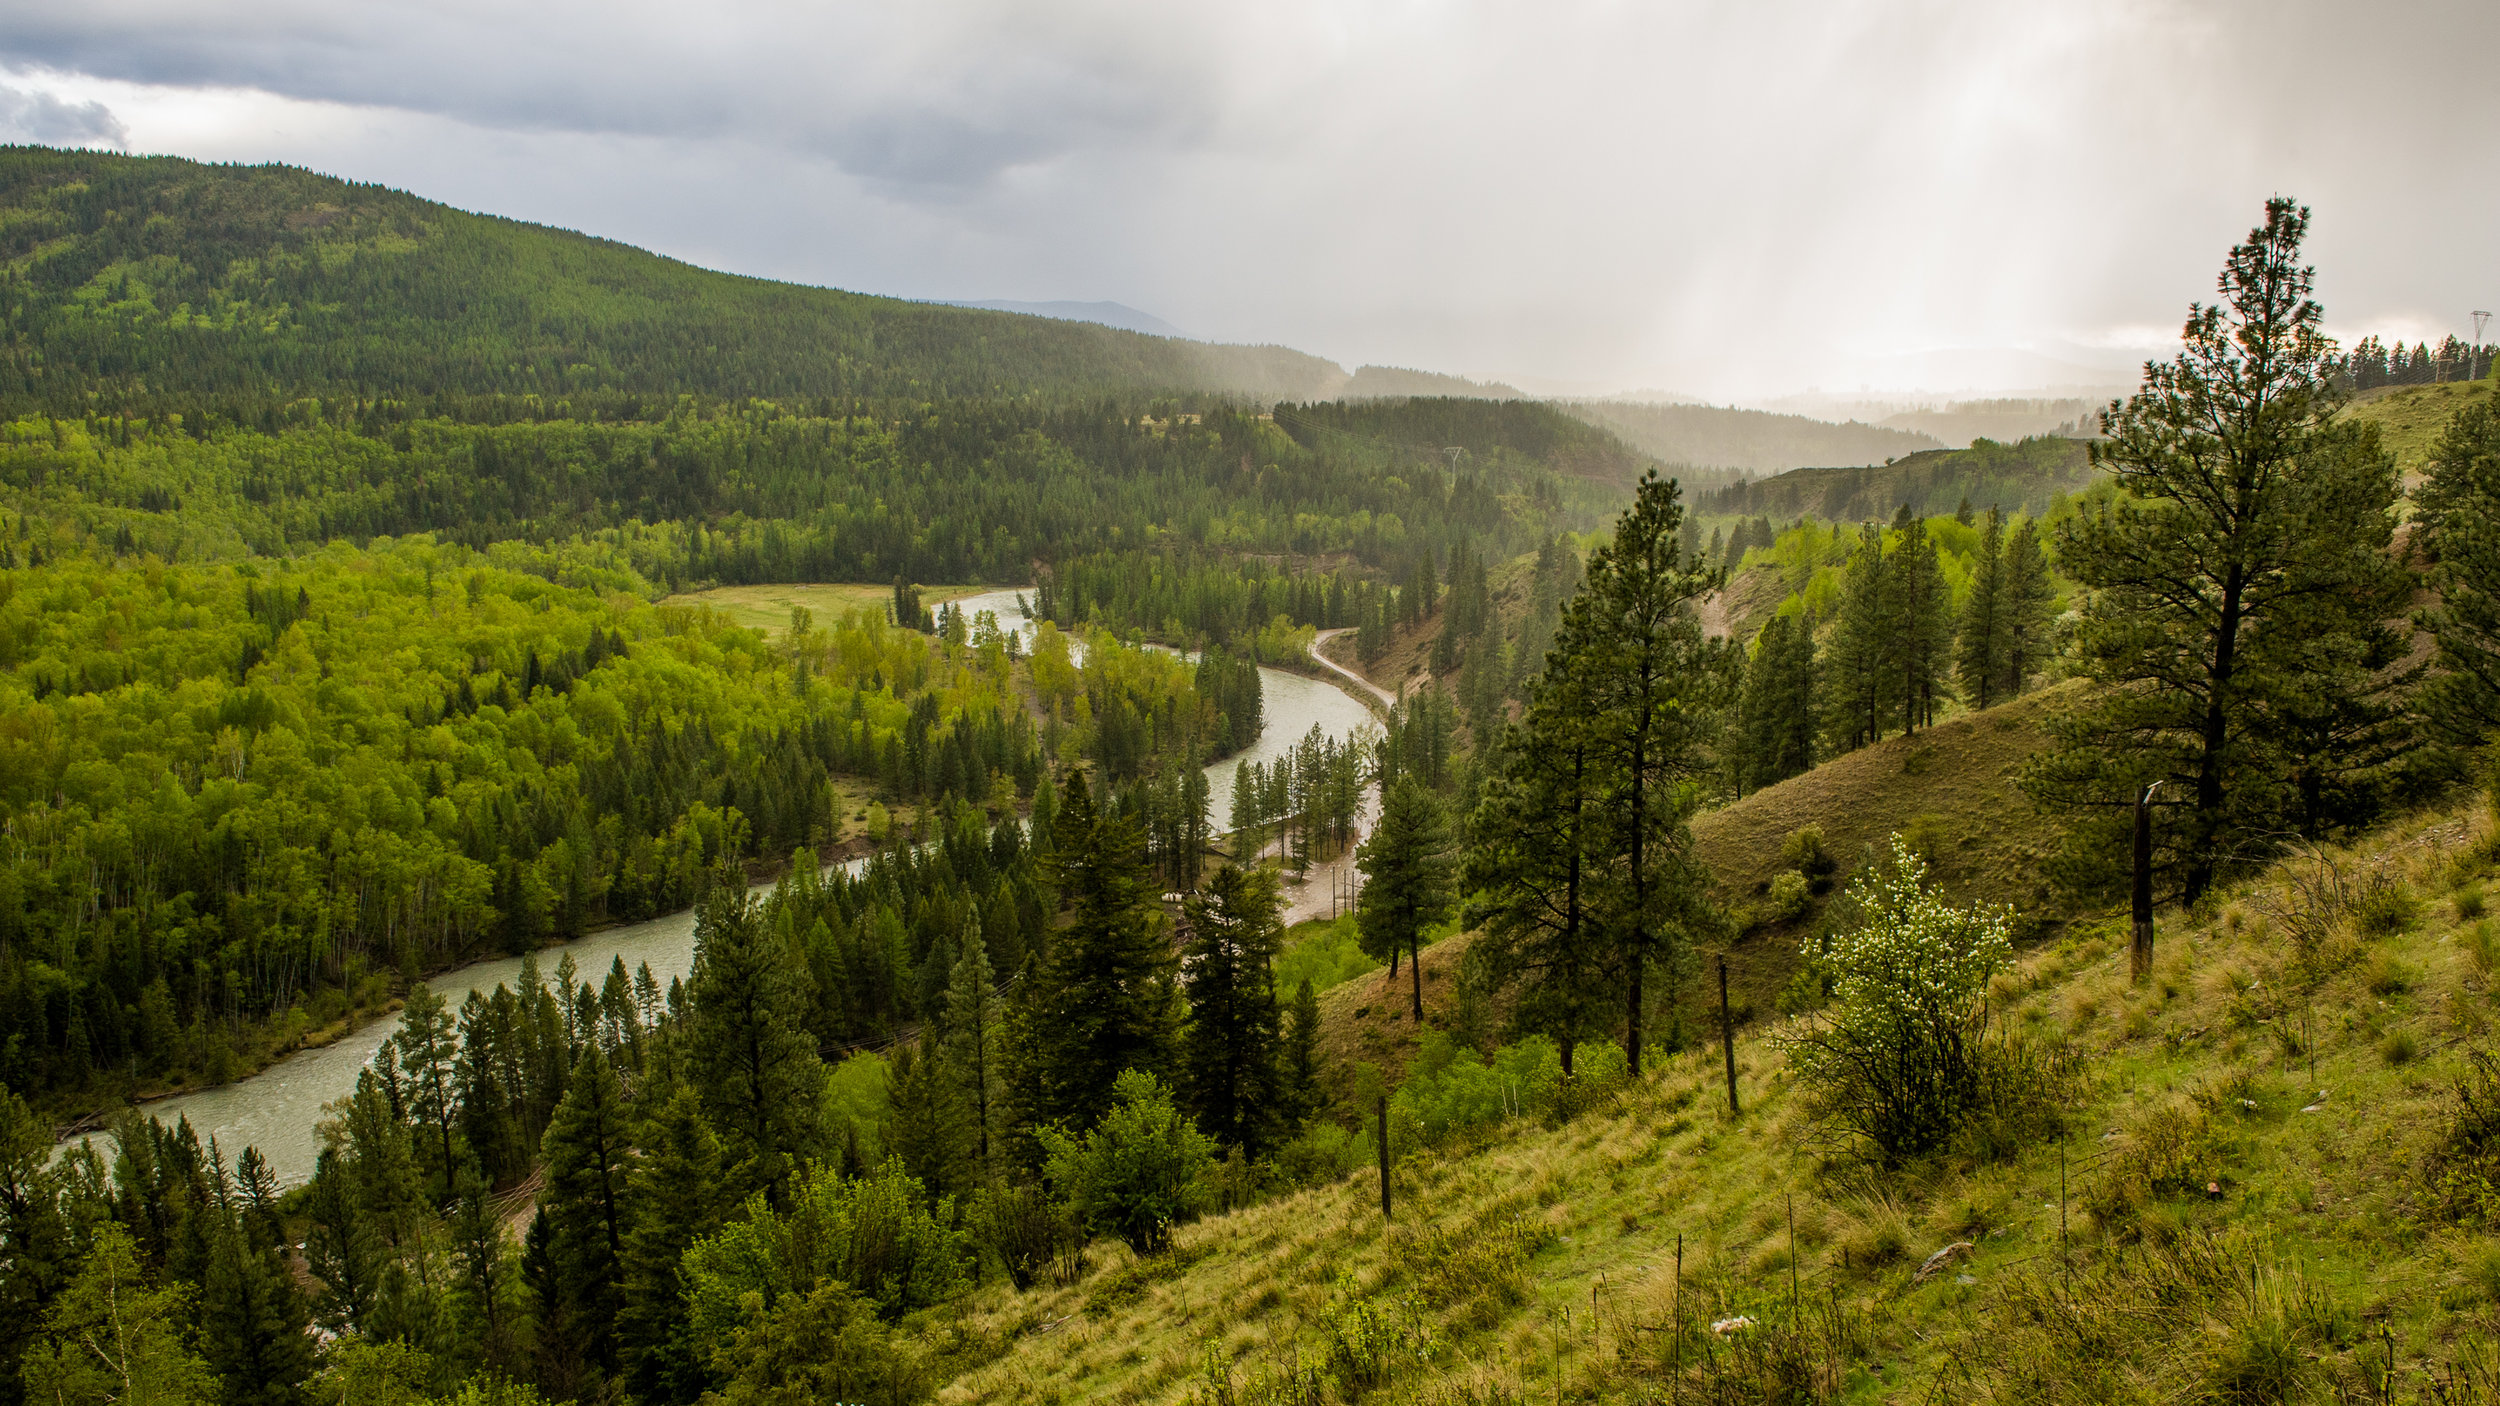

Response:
(1560, 399), (1946, 477)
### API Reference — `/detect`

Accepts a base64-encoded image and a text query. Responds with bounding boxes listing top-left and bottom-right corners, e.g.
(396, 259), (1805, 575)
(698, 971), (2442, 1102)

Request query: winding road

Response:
(1308, 628), (1400, 710)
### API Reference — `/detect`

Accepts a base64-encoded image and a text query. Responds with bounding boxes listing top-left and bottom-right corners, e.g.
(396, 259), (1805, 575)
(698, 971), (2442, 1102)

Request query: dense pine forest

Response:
(7, 155), (2500, 1406)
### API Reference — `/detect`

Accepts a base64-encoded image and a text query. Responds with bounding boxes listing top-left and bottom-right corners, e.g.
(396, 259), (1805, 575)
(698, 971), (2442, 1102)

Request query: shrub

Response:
(2381, 1028), (2419, 1065)
(2352, 881), (2420, 936)
(965, 1180), (1083, 1290)
(2087, 1100), (2229, 1230)
(2459, 883), (2489, 922)
(1783, 835), (2013, 1167)
(1038, 1070), (1215, 1256)
(683, 1159), (967, 1339)
(2431, 1052), (2500, 1222)
(1782, 825), (1835, 877)
(1766, 870), (1812, 922)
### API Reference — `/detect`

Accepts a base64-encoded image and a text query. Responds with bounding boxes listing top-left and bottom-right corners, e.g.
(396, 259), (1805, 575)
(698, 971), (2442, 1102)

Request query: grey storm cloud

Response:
(0, 81), (125, 147)
(0, 0), (2493, 393)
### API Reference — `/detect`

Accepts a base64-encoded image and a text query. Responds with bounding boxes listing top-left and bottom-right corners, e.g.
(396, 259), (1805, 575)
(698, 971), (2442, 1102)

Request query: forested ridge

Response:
(0, 148), (1339, 407)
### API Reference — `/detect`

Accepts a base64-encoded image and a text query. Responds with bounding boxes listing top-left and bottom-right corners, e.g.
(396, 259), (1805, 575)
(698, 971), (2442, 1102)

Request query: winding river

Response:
(61, 589), (1382, 1185)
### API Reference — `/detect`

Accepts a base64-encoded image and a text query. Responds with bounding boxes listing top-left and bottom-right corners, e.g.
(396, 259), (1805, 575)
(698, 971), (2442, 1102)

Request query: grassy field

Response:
(658, 582), (1004, 638)
(931, 792), (2500, 1405)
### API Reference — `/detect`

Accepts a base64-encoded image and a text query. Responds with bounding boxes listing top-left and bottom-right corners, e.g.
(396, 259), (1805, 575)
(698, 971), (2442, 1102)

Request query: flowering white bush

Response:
(1787, 835), (2016, 1165)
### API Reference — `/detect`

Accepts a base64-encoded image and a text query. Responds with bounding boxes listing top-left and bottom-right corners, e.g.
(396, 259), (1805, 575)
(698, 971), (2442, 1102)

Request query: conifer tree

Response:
(884, 1033), (970, 1201)
(447, 1162), (523, 1384)
(0, 1080), (76, 1401)
(1734, 613), (1815, 793)
(687, 869), (825, 1202)
(1281, 977), (1321, 1128)
(1956, 508), (2008, 710)
(196, 1151), (316, 1406)
(1017, 769), (1174, 1136)
(1997, 518), (2054, 699)
(1887, 505), (1953, 733)
(1356, 779), (1456, 1022)
(1465, 668), (1610, 1074)
(1570, 471), (1728, 1075)
(1821, 524), (1892, 754)
(390, 983), (462, 1193)
(1176, 865), (1287, 1156)
(617, 1085), (720, 1406)
(538, 1047), (632, 1377)
(2420, 398), (2500, 737)
(941, 915), (1009, 1179)
(2023, 198), (2412, 901)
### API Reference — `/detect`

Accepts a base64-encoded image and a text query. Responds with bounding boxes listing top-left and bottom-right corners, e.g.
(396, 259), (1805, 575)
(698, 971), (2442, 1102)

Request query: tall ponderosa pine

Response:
(1573, 472), (1730, 1076)
(1176, 865), (1288, 1156)
(1018, 769), (1174, 1135)
(391, 983), (463, 1193)
(2022, 198), (2413, 901)
(1466, 685), (1610, 1072)
(884, 1033), (970, 1200)
(1356, 779), (1456, 1021)
(687, 869), (826, 1202)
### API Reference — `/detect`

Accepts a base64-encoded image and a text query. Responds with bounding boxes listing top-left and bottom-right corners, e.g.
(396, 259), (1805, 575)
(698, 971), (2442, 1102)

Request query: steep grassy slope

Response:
(2348, 379), (2496, 484)
(1696, 682), (2077, 1016)
(931, 794), (2500, 1405)
(0, 146), (1341, 407)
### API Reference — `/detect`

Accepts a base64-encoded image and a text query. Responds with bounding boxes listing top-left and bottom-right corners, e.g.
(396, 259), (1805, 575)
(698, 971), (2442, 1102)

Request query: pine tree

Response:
(1955, 508), (2008, 710)
(197, 1153), (317, 1406)
(1735, 613), (1815, 793)
(1176, 865), (1287, 1157)
(1465, 669), (1609, 1074)
(2023, 198), (2412, 901)
(1820, 524), (1892, 754)
(1017, 769), (1174, 1136)
(1281, 977), (1321, 1129)
(2420, 398), (2500, 737)
(1356, 779), (1456, 1022)
(1887, 506), (1953, 733)
(0, 1080), (78, 1402)
(617, 1084), (721, 1406)
(1997, 518), (2054, 700)
(687, 869), (826, 1202)
(537, 1047), (633, 1378)
(884, 1032), (970, 1200)
(390, 982), (463, 1193)
(447, 1161), (523, 1384)
(941, 914), (1009, 1179)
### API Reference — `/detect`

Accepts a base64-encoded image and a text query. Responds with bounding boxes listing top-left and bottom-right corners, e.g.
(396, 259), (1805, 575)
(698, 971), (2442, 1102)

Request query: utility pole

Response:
(2131, 780), (2163, 983)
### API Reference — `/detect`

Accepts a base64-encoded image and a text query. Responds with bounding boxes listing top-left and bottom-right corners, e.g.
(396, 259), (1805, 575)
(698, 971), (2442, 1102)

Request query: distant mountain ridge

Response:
(939, 299), (1190, 339)
(0, 147), (1344, 407)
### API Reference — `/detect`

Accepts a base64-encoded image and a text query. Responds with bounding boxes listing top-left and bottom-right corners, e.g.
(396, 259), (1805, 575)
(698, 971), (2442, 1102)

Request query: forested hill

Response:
(0, 146), (1342, 409)
(1698, 432), (2098, 522)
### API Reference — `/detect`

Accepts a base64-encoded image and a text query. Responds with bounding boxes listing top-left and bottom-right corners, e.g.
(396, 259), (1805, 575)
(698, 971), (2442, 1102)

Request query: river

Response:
(62, 589), (1382, 1185)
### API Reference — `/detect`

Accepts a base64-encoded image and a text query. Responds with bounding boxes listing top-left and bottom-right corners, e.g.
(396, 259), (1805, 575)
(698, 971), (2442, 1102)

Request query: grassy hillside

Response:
(930, 791), (2500, 1405)
(0, 146), (1342, 408)
(1699, 435), (2098, 525)
(1563, 401), (1944, 479)
(1696, 682), (2078, 1017)
(2347, 379), (2496, 485)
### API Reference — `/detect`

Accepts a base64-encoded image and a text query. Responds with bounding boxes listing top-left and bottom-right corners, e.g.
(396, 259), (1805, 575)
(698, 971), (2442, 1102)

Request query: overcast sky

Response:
(1, 0), (2492, 399)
